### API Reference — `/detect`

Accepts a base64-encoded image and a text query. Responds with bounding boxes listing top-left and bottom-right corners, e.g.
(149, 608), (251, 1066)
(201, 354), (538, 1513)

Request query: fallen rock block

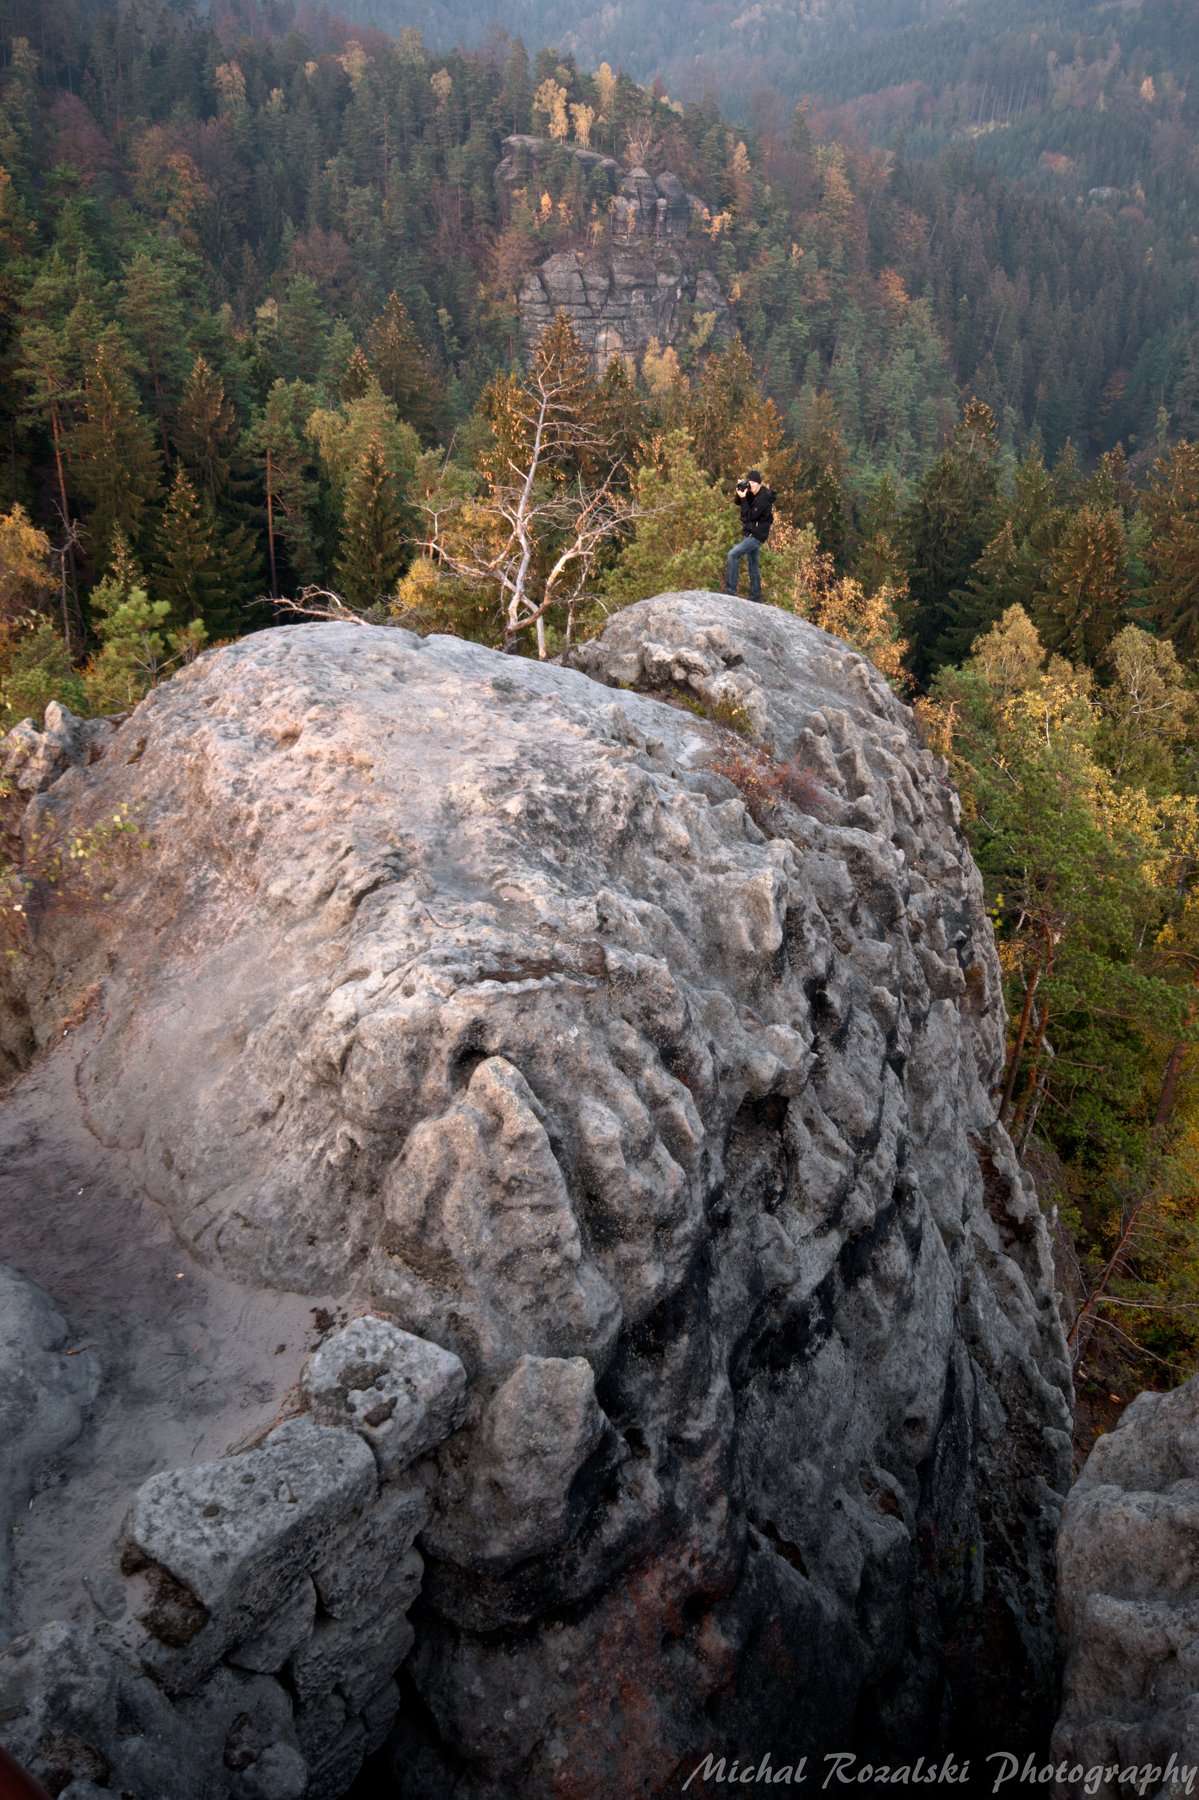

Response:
(311, 1483), (430, 1619)
(303, 1315), (467, 1479)
(121, 1415), (376, 1688)
(0, 1620), (201, 1799)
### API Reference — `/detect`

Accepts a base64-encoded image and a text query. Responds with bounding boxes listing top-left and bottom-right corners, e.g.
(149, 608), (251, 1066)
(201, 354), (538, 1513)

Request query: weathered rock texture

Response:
(0, 594), (1071, 1796)
(497, 135), (734, 371)
(1053, 1376), (1199, 1794)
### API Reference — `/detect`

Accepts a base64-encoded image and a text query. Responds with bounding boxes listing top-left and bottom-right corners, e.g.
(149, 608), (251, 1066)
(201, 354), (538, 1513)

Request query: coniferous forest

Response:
(3, 0), (1199, 1428)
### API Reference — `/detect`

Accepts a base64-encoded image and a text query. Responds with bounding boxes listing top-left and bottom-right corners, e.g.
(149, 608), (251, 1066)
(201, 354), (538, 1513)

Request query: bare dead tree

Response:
(413, 363), (647, 658)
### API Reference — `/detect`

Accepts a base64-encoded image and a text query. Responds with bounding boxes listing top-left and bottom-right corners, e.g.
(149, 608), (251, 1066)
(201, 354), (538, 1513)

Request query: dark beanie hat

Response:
(747, 469), (762, 481)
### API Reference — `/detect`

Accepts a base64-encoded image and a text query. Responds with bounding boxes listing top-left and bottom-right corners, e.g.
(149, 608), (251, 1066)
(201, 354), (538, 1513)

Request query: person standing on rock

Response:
(724, 471), (775, 603)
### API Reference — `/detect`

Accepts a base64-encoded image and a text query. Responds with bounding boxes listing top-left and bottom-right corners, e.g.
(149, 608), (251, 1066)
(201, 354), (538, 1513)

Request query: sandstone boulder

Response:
(1, 593), (1072, 1794)
(1054, 1377), (1199, 1791)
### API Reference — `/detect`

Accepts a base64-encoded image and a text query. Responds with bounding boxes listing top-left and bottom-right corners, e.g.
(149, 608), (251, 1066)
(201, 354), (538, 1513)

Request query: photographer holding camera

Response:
(725, 470), (775, 603)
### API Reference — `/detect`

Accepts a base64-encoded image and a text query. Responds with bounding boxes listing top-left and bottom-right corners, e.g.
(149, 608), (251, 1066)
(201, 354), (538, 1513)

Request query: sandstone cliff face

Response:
(497, 136), (734, 371)
(1054, 1377), (1199, 1793)
(0, 595), (1071, 1796)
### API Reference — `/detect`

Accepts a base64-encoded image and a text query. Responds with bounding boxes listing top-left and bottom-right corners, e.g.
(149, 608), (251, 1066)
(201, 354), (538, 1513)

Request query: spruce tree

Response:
(340, 345), (372, 404)
(244, 380), (321, 594)
(793, 389), (852, 568)
(903, 398), (1001, 683)
(687, 339), (799, 512)
(333, 435), (405, 610)
(153, 466), (259, 638)
(1143, 441), (1199, 662)
(175, 355), (240, 508)
(277, 275), (329, 384)
(118, 247), (191, 461)
(366, 293), (443, 440)
(73, 336), (162, 562)
(1035, 505), (1127, 666)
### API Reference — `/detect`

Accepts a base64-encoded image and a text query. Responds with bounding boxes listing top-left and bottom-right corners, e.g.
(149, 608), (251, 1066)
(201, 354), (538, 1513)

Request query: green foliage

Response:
(0, 618), (86, 729)
(1143, 442), (1199, 661)
(924, 604), (1199, 1374)
(333, 436), (408, 610)
(600, 431), (728, 609)
(904, 399), (1002, 682)
(153, 469), (258, 639)
(366, 293), (444, 442)
(2, 800), (149, 962)
(73, 336), (162, 561)
(175, 356), (242, 509)
(83, 573), (206, 715)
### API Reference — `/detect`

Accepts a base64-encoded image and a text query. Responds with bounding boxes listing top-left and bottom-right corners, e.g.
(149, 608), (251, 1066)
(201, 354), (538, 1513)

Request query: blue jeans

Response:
(726, 535), (762, 601)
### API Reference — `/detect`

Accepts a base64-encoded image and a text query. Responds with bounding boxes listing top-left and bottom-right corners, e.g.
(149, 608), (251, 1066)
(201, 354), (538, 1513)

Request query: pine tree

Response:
(73, 336), (162, 562)
(333, 435), (406, 610)
(601, 430), (729, 605)
(366, 293), (443, 440)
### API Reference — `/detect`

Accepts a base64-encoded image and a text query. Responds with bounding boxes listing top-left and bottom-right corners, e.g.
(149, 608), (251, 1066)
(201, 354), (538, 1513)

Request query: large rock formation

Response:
(0, 594), (1072, 1796)
(497, 136), (734, 371)
(1054, 1376), (1199, 1794)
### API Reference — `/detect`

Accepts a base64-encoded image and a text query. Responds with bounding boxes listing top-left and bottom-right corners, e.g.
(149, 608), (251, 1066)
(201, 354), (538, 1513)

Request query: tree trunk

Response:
(999, 961), (1040, 1122)
(48, 399), (78, 656)
(1011, 1000), (1052, 1144)
(1154, 1041), (1188, 1134)
(265, 449), (278, 601)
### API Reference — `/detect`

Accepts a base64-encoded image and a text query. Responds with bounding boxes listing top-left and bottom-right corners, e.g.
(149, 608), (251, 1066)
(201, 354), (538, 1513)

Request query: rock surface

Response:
(0, 1266), (97, 1641)
(497, 135), (734, 370)
(1053, 1376), (1199, 1793)
(0, 593), (1072, 1795)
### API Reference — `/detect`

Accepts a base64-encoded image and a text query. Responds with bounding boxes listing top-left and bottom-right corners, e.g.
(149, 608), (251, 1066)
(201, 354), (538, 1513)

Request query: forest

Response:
(2, 0), (1199, 1421)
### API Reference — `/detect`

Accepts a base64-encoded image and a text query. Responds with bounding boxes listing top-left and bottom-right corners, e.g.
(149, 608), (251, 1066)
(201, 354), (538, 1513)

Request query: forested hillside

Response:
(345, 0), (1199, 219)
(3, 0), (1199, 1419)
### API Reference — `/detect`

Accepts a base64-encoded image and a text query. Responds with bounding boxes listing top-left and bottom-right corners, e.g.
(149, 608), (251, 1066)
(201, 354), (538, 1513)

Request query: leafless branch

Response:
(268, 587), (375, 625)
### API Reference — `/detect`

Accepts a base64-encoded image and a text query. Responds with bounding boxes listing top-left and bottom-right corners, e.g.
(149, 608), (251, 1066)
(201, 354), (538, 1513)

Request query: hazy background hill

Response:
(346, 0), (1199, 217)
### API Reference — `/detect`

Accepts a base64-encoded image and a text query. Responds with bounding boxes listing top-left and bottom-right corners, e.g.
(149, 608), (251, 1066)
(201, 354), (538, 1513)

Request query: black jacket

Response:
(735, 483), (775, 543)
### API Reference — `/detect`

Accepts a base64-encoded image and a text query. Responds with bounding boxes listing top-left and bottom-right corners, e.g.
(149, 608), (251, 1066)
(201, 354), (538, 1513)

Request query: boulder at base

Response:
(1054, 1375), (1199, 1793)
